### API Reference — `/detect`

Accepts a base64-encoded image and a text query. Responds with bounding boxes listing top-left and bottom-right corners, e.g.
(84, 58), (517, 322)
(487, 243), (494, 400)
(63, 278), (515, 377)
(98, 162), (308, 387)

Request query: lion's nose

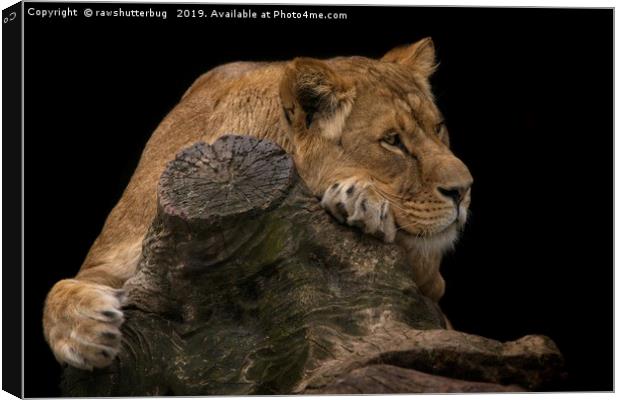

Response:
(425, 153), (473, 205)
(437, 184), (471, 205)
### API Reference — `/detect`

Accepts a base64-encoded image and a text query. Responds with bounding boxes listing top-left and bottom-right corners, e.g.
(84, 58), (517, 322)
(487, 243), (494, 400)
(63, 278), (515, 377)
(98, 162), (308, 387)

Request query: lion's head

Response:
(279, 38), (472, 256)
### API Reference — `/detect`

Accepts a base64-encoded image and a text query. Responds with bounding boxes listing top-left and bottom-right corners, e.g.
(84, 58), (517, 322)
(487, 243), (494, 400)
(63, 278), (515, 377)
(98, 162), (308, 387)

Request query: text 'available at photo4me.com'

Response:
(26, 5), (349, 21)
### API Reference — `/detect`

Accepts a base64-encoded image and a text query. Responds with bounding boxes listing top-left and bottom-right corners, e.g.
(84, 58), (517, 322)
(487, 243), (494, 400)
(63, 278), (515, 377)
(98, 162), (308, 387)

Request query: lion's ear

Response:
(381, 37), (437, 78)
(280, 58), (354, 141)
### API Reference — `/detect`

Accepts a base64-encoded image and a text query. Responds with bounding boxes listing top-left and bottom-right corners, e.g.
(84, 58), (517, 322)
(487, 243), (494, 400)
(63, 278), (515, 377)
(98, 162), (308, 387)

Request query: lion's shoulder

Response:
(182, 61), (284, 100)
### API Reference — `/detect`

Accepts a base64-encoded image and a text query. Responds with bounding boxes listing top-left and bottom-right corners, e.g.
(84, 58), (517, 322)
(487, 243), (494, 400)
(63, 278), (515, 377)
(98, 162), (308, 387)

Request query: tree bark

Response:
(61, 135), (565, 396)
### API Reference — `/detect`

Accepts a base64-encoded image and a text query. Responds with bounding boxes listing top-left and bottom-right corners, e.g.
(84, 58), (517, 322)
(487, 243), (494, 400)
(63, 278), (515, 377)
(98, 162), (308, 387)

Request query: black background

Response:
(22, 3), (612, 396)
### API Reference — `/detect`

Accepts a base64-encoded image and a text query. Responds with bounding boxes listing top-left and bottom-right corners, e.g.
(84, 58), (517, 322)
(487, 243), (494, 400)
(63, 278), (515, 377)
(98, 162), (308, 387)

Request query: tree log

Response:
(61, 135), (565, 396)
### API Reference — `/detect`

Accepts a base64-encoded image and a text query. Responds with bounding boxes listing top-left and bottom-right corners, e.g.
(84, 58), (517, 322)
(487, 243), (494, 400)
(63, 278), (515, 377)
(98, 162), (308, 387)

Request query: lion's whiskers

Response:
(367, 184), (457, 237)
(366, 185), (410, 214)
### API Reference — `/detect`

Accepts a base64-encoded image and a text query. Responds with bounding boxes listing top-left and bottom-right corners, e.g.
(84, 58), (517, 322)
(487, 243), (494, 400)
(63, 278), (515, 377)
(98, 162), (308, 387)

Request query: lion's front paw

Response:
(43, 279), (125, 370)
(321, 178), (396, 243)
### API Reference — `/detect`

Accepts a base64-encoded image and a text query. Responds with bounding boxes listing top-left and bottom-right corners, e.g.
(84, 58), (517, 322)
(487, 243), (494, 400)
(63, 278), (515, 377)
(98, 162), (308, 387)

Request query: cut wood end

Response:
(158, 135), (296, 223)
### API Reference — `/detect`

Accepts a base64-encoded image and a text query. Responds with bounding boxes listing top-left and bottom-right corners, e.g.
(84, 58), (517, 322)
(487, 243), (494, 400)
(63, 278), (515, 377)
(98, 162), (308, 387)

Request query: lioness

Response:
(43, 38), (472, 370)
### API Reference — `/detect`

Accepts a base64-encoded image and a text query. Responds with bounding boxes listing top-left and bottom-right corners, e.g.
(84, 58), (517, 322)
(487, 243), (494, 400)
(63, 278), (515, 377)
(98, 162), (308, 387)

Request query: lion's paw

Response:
(43, 279), (125, 370)
(321, 178), (396, 243)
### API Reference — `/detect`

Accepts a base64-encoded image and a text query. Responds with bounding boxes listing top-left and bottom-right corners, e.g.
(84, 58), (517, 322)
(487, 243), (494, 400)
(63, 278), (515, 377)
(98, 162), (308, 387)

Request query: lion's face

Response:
(280, 38), (472, 252)
(339, 64), (472, 248)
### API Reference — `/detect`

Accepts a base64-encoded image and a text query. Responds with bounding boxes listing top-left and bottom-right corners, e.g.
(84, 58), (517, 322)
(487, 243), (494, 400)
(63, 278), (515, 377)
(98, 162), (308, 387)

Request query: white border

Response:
(0, 1), (615, 399)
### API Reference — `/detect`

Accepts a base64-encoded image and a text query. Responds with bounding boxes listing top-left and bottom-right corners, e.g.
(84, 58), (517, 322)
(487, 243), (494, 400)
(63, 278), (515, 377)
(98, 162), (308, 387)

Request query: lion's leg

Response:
(42, 168), (156, 369)
(419, 271), (445, 303)
(43, 233), (144, 370)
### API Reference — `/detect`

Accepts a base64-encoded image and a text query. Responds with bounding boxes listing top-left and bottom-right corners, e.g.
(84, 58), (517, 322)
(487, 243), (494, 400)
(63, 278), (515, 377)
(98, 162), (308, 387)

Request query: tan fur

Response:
(43, 38), (472, 369)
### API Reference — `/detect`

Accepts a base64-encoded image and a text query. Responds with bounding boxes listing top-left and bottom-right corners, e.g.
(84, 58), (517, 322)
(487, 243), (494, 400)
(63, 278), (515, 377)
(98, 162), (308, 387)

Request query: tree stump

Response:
(61, 135), (565, 396)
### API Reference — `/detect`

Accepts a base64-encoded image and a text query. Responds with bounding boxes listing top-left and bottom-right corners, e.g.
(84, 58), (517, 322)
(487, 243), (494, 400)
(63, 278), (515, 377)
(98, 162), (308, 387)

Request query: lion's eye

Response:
(381, 133), (407, 153)
(383, 134), (399, 146)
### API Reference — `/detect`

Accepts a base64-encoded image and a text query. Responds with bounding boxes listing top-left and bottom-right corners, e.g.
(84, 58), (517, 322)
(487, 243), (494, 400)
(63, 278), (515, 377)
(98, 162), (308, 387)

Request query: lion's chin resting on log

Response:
(61, 136), (564, 396)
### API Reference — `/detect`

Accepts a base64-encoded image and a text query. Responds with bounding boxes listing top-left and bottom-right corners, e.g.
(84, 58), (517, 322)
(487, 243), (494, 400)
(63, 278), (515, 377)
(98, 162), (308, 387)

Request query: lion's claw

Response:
(321, 178), (396, 243)
(43, 279), (125, 370)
